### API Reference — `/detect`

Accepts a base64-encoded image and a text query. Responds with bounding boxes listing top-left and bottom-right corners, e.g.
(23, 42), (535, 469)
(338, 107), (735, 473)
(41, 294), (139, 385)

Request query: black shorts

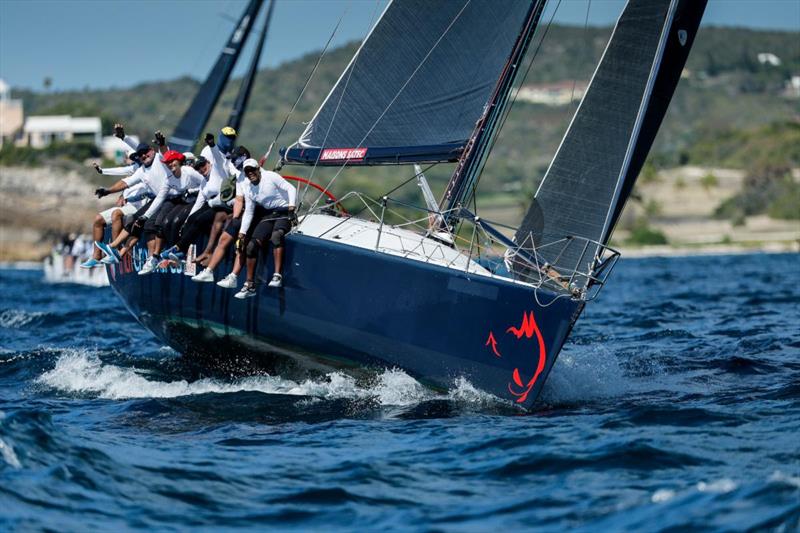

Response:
(252, 216), (291, 246)
(125, 199), (154, 236)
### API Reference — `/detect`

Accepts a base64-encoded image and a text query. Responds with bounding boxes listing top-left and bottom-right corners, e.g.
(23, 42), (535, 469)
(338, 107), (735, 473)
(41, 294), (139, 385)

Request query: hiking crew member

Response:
(95, 139), (171, 262)
(82, 160), (147, 268)
(190, 146), (254, 288)
(159, 156), (226, 263)
(191, 158), (295, 297)
(194, 129), (239, 265)
(134, 150), (205, 275)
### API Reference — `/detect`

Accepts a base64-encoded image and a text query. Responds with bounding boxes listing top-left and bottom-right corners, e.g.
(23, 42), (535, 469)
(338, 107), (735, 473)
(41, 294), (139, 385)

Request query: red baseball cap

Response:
(161, 150), (185, 164)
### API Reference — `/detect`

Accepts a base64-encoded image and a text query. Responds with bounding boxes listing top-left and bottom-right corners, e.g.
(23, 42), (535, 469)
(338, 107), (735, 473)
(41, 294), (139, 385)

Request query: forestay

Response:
(282, 0), (533, 166)
(517, 0), (707, 282)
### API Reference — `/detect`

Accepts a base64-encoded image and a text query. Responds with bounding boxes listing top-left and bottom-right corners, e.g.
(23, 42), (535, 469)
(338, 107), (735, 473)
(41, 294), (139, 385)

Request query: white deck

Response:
(296, 214), (492, 276)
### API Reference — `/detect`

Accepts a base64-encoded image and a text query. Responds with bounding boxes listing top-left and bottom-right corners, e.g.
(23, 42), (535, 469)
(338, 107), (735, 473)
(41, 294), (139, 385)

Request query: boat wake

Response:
(36, 349), (506, 411)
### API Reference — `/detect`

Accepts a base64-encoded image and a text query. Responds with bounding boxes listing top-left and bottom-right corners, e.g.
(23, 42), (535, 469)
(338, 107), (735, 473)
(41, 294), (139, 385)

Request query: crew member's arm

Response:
(114, 123), (139, 151)
(153, 131), (168, 154)
(124, 183), (150, 204)
(239, 194), (255, 237)
(188, 188), (206, 217)
(92, 163), (137, 176)
(274, 174), (297, 210)
(94, 172), (135, 198)
(142, 182), (169, 219)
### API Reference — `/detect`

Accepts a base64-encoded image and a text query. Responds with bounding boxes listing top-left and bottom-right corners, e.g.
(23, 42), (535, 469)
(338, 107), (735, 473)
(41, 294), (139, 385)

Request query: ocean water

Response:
(0, 253), (798, 531)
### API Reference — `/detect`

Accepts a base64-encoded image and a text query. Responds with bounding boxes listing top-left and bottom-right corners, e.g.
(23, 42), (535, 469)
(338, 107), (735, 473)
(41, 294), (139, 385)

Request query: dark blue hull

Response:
(106, 233), (583, 408)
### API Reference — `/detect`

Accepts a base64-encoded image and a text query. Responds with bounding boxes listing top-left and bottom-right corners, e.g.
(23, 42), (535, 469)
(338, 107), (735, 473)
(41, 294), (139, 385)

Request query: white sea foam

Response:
(696, 478), (738, 493)
(651, 488), (676, 503)
(0, 309), (45, 329)
(768, 470), (800, 488)
(0, 438), (21, 469)
(36, 350), (501, 407)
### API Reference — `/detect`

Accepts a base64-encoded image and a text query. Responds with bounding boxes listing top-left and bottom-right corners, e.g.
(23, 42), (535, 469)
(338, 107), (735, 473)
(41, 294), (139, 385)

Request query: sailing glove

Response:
(95, 187), (109, 198)
(153, 131), (166, 147)
(204, 133), (215, 147)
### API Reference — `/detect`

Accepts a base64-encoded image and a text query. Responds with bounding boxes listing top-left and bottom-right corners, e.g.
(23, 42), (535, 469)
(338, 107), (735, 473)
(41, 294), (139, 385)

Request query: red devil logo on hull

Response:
(485, 311), (547, 404)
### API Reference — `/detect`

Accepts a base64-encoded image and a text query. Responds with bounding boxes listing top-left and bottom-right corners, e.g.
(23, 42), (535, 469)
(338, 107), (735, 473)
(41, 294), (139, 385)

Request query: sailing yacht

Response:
(106, 0), (707, 408)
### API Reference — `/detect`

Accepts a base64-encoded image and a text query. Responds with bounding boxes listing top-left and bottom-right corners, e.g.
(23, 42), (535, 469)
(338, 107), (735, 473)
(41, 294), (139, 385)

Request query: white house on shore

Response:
(0, 79), (24, 148)
(20, 115), (102, 149)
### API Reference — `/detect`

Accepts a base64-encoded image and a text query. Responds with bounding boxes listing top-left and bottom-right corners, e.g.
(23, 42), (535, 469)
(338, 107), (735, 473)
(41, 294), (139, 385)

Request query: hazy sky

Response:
(1, 0), (798, 92)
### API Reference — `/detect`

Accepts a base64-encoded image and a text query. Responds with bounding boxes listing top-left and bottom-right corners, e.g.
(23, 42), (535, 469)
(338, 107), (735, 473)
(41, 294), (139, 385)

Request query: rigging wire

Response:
(569, 0), (592, 105)
(260, 5), (349, 166)
(464, 0), (563, 209)
(304, 0), (473, 215)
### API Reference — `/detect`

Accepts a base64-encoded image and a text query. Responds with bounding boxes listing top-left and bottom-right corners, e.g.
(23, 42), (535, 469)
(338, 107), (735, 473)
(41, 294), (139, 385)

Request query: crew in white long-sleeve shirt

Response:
(192, 159), (297, 298)
(81, 153), (146, 268)
(135, 150), (205, 275)
(193, 158), (296, 297)
(93, 140), (172, 264)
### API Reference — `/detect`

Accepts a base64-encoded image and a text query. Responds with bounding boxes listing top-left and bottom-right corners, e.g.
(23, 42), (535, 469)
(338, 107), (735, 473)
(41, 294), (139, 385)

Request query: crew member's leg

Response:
(196, 209), (230, 263)
(191, 217), (241, 283)
(236, 216), (274, 299)
(268, 216), (291, 287)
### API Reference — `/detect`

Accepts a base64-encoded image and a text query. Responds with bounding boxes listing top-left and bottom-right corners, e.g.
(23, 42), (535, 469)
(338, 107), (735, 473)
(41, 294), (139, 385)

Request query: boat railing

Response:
(303, 192), (620, 302)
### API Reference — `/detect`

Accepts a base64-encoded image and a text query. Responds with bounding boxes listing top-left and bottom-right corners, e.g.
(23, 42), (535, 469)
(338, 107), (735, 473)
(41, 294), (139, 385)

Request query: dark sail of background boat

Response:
(169, 0), (263, 152)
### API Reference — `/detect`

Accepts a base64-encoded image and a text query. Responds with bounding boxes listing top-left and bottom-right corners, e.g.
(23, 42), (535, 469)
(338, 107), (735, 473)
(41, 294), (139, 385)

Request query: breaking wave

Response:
(36, 349), (504, 409)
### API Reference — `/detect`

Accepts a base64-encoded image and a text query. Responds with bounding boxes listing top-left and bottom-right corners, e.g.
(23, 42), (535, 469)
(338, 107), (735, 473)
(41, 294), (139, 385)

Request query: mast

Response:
(169, 0), (264, 152)
(227, 0), (275, 133)
(439, 0), (547, 226)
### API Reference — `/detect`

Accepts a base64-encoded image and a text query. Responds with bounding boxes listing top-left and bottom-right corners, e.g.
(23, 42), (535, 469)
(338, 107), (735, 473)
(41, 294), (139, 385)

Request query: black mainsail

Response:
(516, 0), (707, 280)
(282, 0), (536, 166)
(227, 0), (275, 133)
(169, 0), (264, 152)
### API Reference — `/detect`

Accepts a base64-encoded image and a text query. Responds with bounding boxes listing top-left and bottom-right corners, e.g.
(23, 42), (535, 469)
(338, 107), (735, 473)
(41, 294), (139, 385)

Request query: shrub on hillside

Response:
(714, 164), (798, 220)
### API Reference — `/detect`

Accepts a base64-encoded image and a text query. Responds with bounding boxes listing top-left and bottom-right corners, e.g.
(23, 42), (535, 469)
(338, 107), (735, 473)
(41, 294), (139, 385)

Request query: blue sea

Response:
(1, 253), (798, 531)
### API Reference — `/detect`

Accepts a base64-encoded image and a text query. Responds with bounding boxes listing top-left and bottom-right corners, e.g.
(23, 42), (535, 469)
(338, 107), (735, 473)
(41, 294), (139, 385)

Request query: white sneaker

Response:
(268, 273), (283, 288)
(191, 268), (214, 283)
(138, 256), (158, 275)
(216, 272), (238, 289)
(234, 282), (257, 299)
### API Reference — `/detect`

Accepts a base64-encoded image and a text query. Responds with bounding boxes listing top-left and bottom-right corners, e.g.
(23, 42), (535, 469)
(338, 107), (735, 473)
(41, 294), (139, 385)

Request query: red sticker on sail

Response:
(320, 148), (367, 161)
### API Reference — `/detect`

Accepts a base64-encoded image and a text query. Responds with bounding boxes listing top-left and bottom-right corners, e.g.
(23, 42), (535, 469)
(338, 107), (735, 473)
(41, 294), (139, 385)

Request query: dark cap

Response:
(192, 156), (209, 170)
(232, 145), (250, 158)
(135, 142), (152, 155)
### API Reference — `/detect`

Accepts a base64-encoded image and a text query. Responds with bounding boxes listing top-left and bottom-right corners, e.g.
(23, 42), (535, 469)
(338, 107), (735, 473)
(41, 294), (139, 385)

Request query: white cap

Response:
(242, 158), (260, 170)
(182, 151), (196, 160)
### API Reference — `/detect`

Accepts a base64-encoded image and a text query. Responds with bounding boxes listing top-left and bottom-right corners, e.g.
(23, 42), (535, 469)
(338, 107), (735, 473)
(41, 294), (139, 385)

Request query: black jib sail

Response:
(169, 0), (264, 152)
(227, 0), (275, 133)
(516, 0), (707, 280)
(282, 0), (534, 166)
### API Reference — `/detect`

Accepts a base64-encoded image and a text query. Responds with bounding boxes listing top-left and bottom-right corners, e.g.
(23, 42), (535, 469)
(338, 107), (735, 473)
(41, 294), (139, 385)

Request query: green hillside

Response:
(11, 24), (800, 218)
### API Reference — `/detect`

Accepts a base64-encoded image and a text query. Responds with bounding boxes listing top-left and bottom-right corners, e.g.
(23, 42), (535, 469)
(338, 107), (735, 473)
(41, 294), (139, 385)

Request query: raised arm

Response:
(114, 123), (139, 151)
(93, 163), (137, 177)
